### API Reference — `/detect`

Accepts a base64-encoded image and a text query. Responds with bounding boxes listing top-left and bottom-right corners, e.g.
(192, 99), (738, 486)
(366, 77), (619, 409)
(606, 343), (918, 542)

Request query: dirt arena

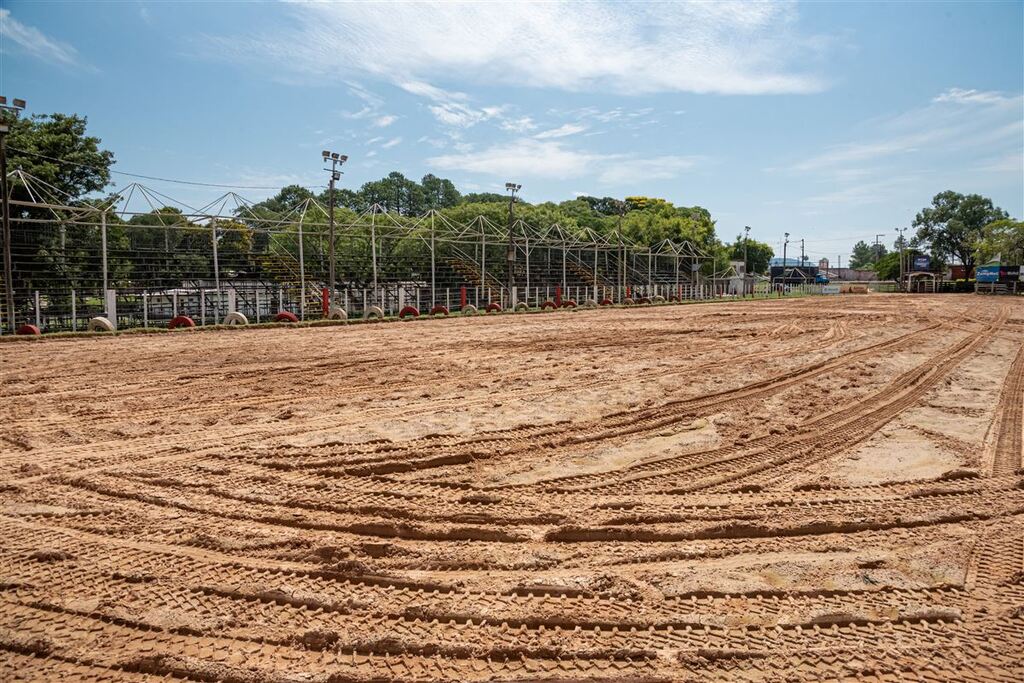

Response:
(1, 294), (1022, 681)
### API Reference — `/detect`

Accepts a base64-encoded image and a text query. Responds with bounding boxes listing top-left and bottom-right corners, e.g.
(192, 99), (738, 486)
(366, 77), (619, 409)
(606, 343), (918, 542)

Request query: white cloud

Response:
(0, 9), (85, 69)
(203, 2), (829, 95)
(381, 137), (402, 149)
(428, 138), (697, 184)
(366, 136), (384, 145)
(534, 123), (588, 139)
(373, 115), (398, 127)
(500, 117), (537, 133)
(933, 88), (1012, 105)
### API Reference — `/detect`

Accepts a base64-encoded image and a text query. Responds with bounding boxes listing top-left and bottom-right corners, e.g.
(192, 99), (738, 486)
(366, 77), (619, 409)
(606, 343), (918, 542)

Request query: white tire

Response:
(364, 306), (384, 320)
(515, 302), (529, 312)
(582, 299), (598, 308)
(461, 304), (478, 316)
(328, 306), (348, 321)
(652, 295), (666, 303)
(88, 316), (114, 332)
(222, 311), (248, 325)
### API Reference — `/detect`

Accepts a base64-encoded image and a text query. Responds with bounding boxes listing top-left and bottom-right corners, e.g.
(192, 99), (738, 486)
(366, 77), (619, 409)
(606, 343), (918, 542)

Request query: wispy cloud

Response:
(428, 138), (698, 185)
(534, 123), (588, 139)
(202, 2), (830, 95)
(372, 115), (398, 128)
(381, 137), (402, 149)
(0, 8), (89, 70)
(933, 88), (1012, 105)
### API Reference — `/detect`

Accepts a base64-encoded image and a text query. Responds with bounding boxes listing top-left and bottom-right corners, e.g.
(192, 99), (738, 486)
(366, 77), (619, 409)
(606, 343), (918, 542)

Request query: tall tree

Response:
(849, 240), (875, 269)
(727, 235), (774, 274)
(974, 218), (1024, 264)
(913, 191), (1009, 276)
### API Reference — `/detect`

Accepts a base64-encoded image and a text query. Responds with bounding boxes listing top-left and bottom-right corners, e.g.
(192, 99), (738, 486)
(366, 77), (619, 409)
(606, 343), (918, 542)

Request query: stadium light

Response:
(321, 150), (349, 305)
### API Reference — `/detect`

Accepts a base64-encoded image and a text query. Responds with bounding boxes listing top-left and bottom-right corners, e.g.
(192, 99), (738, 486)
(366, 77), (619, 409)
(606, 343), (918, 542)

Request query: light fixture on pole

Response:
(321, 150), (348, 304)
(743, 225), (751, 296)
(505, 183), (521, 299)
(1, 96), (26, 334)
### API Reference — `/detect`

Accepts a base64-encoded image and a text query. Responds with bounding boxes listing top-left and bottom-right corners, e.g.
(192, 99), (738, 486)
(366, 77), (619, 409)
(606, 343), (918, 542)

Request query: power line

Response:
(7, 147), (326, 191)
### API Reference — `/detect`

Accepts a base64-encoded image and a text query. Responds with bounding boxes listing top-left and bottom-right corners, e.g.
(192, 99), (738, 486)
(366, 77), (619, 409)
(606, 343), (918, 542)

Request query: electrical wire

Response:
(7, 147), (326, 191)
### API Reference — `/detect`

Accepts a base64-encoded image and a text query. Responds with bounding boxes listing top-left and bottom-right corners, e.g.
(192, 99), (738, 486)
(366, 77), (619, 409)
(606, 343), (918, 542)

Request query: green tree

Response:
(727, 235), (774, 274)
(4, 113), (115, 291)
(420, 174), (461, 209)
(849, 240), (874, 269)
(974, 218), (1024, 264)
(913, 191), (1009, 276)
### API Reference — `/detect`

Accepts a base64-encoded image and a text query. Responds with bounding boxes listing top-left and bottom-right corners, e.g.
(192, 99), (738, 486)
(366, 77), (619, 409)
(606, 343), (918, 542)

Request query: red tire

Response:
(429, 305), (449, 316)
(15, 324), (40, 336)
(485, 302), (502, 313)
(560, 300), (577, 308)
(599, 298), (613, 306)
(399, 306), (420, 319)
(541, 300), (557, 310)
(274, 311), (299, 323)
(168, 315), (195, 330)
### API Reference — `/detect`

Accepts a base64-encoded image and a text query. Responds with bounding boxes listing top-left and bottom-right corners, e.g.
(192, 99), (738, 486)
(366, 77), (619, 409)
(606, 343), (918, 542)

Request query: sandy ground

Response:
(0, 294), (1022, 681)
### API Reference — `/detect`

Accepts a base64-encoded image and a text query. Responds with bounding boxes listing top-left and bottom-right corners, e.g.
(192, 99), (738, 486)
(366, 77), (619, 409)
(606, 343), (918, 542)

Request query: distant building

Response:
(818, 258), (829, 269)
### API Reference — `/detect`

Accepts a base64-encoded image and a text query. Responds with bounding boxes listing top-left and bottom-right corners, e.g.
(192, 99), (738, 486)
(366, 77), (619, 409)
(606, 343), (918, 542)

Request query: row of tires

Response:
(12, 294), (673, 335)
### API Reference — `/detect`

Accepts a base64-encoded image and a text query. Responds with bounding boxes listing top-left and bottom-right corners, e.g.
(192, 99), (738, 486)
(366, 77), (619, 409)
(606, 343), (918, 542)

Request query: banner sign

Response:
(822, 284), (841, 294)
(976, 265), (1000, 283)
(913, 255), (930, 271)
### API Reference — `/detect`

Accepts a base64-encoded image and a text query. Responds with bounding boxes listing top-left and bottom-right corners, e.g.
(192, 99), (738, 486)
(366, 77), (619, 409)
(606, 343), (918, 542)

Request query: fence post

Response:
(278, 286), (283, 312)
(71, 289), (76, 331)
(34, 290), (40, 328)
(255, 287), (260, 324)
(143, 291), (148, 328)
(101, 210), (109, 293)
(210, 217), (220, 320)
(172, 292), (178, 318)
(104, 288), (117, 329)
(430, 213), (436, 305)
(201, 289), (206, 325)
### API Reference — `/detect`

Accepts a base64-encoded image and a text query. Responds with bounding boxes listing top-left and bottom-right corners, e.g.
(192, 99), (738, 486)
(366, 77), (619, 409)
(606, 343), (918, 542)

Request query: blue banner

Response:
(976, 265), (1000, 283)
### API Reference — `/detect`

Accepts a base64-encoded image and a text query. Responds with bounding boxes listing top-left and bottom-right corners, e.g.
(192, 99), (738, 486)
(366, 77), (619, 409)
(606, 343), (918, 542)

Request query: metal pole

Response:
(507, 195), (515, 297)
(480, 219), (486, 298)
(101, 210), (108, 294)
(298, 211), (305, 320)
(525, 233), (530, 299)
(430, 212), (436, 305)
(328, 172), (336, 302)
(211, 217), (220, 319)
(71, 289), (76, 331)
(0, 130), (15, 333)
(370, 208), (378, 296)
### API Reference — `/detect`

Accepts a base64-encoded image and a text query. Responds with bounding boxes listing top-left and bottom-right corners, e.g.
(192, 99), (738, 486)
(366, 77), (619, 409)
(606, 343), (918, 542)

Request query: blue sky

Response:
(2, 1), (1022, 261)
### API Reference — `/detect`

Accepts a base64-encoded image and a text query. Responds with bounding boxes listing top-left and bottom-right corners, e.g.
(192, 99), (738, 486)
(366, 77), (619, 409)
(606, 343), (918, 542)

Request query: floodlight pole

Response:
(505, 183), (519, 299)
(779, 232), (790, 290)
(321, 151), (347, 303)
(743, 225), (751, 295)
(0, 96), (26, 333)
(897, 227), (907, 289)
(874, 233), (885, 264)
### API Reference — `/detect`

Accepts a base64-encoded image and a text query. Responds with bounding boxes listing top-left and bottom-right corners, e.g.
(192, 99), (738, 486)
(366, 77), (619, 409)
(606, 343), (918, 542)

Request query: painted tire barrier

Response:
(461, 304), (478, 316)
(515, 302), (529, 312)
(88, 316), (115, 332)
(668, 295), (681, 302)
(15, 324), (40, 336)
(168, 315), (195, 330)
(652, 295), (666, 303)
(398, 306), (420, 319)
(541, 300), (557, 310)
(327, 306), (348, 321)
(485, 302), (502, 313)
(623, 298), (635, 306)
(222, 311), (248, 325)
(582, 299), (598, 308)
(561, 300), (577, 308)
(599, 298), (614, 306)
(429, 305), (449, 316)
(274, 311), (299, 323)
(364, 306), (385, 320)
(637, 297), (651, 305)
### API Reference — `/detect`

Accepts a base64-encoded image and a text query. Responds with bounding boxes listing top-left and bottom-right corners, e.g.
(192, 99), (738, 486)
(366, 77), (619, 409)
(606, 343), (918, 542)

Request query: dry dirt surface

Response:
(1, 294), (1023, 682)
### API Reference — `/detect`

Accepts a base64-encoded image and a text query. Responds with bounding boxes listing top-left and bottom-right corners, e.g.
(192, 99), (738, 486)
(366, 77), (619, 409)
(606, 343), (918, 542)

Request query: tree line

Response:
(3, 112), (777, 292)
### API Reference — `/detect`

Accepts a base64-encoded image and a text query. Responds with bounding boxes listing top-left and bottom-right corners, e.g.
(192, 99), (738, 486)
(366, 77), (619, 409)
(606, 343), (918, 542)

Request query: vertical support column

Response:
(228, 288), (236, 316)
(104, 288), (117, 330)
(430, 212), (436, 305)
(71, 289), (77, 331)
(480, 220), (487, 297)
(524, 234), (530, 301)
(255, 287), (260, 324)
(370, 209), (378, 299)
(278, 286), (283, 312)
(143, 291), (148, 328)
(561, 245), (567, 294)
(210, 217), (220, 320)
(297, 212), (305, 321)
(34, 290), (40, 328)
(200, 289), (206, 325)
(172, 292), (178, 317)
(101, 211), (109, 293)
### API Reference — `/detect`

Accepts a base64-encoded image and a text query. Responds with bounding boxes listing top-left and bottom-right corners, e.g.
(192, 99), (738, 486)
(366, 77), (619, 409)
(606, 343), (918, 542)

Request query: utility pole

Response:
(505, 182), (521, 299)
(779, 232), (790, 290)
(874, 233), (885, 264)
(800, 238), (805, 268)
(743, 225), (751, 296)
(838, 255), (842, 278)
(896, 227), (907, 290)
(0, 96), (26, 334)
(321, 150), (348, 303)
